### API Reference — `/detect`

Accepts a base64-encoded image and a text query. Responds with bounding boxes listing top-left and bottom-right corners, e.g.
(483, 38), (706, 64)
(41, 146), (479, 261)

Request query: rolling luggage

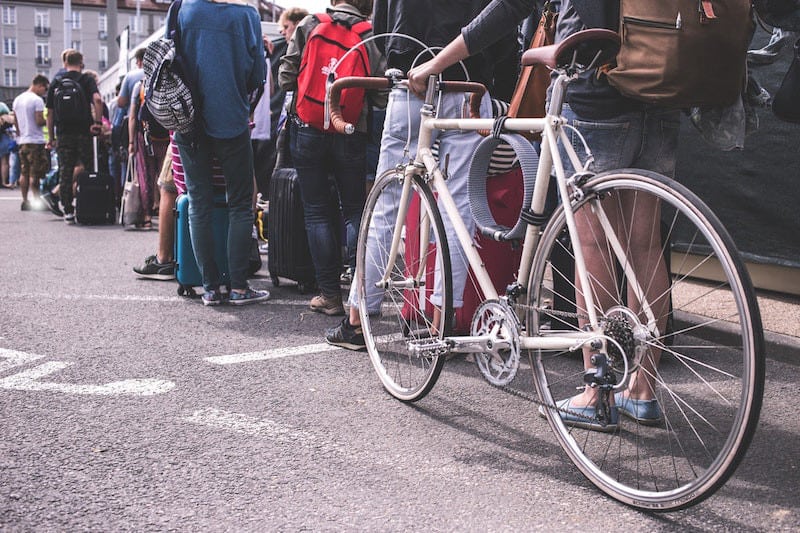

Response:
(174, 193), (262, 296)
(174, 193), (231, 296)
(75, 137), (116, 225)
(266, 130), (317, 292)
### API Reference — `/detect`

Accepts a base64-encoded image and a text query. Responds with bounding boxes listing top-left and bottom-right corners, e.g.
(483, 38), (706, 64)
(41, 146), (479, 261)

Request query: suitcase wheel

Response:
(177, 285), (198, 298)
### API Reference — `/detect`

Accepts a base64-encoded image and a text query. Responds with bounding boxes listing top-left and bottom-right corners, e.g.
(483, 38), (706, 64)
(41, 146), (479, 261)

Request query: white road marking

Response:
(6, 293), (313, 305)
(0, 361), (175, 396)
(205, 342), (340, 365)
(184, 408), (322, 446)
(0, 348), (46, 373)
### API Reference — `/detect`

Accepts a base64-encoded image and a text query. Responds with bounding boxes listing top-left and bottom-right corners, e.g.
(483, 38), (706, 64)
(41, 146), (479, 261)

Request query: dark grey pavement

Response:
(1, 188), (799, 531)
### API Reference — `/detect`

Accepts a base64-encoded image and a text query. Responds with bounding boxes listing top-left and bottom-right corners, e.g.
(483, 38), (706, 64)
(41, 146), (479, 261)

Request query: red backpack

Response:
(295, 13), (372, 132)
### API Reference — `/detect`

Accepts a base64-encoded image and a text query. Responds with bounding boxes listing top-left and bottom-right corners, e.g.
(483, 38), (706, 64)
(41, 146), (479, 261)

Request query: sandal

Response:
(134, 220), (153, 230)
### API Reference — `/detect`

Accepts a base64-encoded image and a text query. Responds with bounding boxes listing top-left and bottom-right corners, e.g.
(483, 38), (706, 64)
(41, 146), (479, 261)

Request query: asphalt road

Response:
(1, 190), (798, 531)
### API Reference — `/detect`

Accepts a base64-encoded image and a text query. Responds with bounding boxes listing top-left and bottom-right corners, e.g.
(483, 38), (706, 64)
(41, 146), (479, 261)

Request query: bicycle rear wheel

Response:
(527, 170), (764, 510)
(356, 170), (452, 402)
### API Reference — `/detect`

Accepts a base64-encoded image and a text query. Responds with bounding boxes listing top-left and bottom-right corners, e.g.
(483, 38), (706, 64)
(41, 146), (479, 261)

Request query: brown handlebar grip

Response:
(328, 76), (392, 135)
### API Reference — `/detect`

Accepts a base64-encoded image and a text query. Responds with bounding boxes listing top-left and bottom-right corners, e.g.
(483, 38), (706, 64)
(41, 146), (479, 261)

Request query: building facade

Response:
(0, 0), (283, 103)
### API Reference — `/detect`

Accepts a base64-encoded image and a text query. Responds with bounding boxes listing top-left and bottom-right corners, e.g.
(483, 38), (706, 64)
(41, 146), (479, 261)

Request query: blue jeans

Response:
(289, 120), (367, 296)
(175, 130), (254, 292)
(560, 105), (680, 176)
(347, 88), (492, 312)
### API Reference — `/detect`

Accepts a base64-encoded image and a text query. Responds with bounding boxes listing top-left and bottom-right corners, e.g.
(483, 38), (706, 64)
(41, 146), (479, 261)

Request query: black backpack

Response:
(53, 76), (90, 128)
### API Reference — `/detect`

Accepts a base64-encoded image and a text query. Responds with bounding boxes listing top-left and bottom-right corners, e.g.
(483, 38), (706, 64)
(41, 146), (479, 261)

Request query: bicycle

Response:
(327, 29), (765, 511)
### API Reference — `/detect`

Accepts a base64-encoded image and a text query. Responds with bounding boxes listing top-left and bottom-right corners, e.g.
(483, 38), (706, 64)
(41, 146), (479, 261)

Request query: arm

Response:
(35, 109), (46, 128)
(46, 108), (55, 149)
(90, 92), (104, 135)
(277, 16), (312, 92)
(128, 92), (138, 155)
(407, 0), (536, 95)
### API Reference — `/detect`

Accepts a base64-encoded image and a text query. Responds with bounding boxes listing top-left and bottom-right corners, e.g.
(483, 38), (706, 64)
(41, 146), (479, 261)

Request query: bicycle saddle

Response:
(522, 28), (621, 70)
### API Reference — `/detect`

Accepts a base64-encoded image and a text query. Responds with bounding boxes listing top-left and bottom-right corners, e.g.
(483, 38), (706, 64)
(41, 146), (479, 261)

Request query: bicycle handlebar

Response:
(327, 76), (487, 135)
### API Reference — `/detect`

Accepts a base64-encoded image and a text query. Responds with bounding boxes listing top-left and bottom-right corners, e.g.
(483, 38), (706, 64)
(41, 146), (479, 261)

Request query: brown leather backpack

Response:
(606, 0), (755, 108)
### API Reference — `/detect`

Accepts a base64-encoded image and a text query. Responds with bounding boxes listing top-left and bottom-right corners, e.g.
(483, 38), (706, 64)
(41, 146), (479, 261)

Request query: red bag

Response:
(403, 168), (524, 334)
(295, 13), (372, 131)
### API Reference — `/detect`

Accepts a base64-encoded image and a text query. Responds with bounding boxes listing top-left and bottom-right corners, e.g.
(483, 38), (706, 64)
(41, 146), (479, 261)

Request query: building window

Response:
(36, 42), (50, 64)
(71, 11), (81, 30)
(129, 15), (141, 35)
(1, 6), (16, 25)
(71, 40), (81, 52)
(99, 45), (108, 70)
(98, 13), (107, 33)
(4, 68), (18, 86)
(35, 10), (49, 30)
(3, 37), (16, 56)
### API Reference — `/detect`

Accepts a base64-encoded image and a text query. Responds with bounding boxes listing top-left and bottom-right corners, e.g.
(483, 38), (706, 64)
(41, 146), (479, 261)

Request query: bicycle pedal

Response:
(406, 338), (450, 358)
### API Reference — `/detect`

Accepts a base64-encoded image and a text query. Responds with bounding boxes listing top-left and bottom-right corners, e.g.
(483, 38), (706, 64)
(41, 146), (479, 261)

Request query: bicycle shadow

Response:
(404, 356), (800, 528)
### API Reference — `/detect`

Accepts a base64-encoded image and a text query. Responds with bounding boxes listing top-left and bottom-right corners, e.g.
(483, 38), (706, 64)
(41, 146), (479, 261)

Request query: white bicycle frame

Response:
(382, 71), (658, 357)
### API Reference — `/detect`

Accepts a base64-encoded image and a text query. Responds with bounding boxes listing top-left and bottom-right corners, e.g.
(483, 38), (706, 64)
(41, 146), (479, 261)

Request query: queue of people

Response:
(5, 0), (772, 434)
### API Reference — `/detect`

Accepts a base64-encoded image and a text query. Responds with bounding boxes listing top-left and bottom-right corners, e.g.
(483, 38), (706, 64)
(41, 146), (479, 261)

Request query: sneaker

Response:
(229, 287), (270, 306)
(325, 317), (366, 351)
(340, 267), (354, 285)
(747, 28), (795, 65)
(202, 289), (223, 306)
(310, 292), (345, 316)
(42, 192), (63, 217)
(614, 392), (663, 426)
(20, 200), (31, 211)
(63, 213), (75, 224)
(133, 255), (176, 281)
(538, 395), (619, 433)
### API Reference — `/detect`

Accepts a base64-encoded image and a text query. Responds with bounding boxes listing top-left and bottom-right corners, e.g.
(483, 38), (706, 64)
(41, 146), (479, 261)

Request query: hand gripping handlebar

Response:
(326, 76), (487, 135)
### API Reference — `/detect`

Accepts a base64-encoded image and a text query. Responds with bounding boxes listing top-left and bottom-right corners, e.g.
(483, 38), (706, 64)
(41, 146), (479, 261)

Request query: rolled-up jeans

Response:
(175, 130), (254, 292)
(347, 88), (491, 313)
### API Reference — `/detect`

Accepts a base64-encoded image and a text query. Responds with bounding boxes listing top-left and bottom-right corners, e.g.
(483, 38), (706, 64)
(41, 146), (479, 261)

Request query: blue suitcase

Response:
(174, 193), (231, 296)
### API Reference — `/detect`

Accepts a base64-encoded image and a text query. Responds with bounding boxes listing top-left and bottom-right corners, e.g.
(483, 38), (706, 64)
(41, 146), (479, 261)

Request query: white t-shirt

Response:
(12, 90), (45, 145)
(250, 57), (272, 141)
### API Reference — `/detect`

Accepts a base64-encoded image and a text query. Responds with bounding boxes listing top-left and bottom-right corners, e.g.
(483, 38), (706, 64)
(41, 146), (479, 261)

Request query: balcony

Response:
(98, 31), (107, 40)
(34, 26), (50, 37)
(35, 57), (51, 68)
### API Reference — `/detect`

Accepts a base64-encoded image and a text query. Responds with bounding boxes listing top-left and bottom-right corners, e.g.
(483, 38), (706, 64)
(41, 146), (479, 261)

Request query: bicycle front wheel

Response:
(356, 170), (452, 402)
(527, 169), (764, 510)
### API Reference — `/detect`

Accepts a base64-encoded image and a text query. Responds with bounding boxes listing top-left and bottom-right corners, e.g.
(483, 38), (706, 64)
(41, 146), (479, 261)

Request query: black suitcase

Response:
(75, 137), (116, 225)
(267, 165), (317, 292)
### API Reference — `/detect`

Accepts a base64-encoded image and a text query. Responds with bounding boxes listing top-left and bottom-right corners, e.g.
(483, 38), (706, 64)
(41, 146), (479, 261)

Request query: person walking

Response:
(12, 75), (50, 211)
(173, 0), (269, 306)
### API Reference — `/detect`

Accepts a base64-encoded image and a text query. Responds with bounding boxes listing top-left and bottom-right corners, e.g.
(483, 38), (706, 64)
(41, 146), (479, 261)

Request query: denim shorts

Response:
(560, 105), (681, 177)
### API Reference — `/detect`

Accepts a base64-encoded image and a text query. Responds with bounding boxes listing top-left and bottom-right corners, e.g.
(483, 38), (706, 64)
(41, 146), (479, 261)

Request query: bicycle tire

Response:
(356, 170), (452, 402)
(527, 169), (764, 511)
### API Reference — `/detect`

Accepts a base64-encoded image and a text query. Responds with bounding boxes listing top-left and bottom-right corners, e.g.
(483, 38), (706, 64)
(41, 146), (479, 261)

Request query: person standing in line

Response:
(325, 0), (496, 347)
(253, 6), (309, 200)
(12, 75), (50, 211)
(279, 0), (387, 316)
(174, 0), (269, 306)
(45, 49), (104, 224)
(115, 48), (146, 187)
(0, 101), (13, 189)
(406, 0), (674, 431)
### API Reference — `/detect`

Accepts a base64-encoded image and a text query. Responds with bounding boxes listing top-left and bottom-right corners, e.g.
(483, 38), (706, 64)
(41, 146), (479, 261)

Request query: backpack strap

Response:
(166, 0), (183, 42)
(315, 12), (332, 25)
(352, 20), (372, 36)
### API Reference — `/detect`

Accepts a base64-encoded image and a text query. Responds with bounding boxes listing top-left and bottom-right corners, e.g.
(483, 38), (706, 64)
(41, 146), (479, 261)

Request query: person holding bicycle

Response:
(407, 0), (676, 431)
(325, 0), (499, 349)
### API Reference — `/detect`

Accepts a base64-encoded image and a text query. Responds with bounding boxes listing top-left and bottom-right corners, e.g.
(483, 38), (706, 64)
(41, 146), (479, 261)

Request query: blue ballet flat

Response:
(615, 392), (663, 426)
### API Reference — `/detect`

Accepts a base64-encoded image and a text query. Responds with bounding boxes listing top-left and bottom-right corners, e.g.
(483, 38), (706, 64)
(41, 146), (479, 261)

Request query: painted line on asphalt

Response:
(6, 293), (314, 306)
(205, 342), (340, 365)
(0, 361), (175, 396)
(0, 348), (46, 373)
(184, 407), (333, 449)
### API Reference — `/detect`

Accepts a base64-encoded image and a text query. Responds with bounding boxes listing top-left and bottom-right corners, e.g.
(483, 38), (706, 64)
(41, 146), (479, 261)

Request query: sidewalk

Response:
(679, 279), (800, 363)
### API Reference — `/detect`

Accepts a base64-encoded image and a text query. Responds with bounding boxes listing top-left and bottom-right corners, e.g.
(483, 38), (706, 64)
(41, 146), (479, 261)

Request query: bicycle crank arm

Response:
(446, 335), (512, 355)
